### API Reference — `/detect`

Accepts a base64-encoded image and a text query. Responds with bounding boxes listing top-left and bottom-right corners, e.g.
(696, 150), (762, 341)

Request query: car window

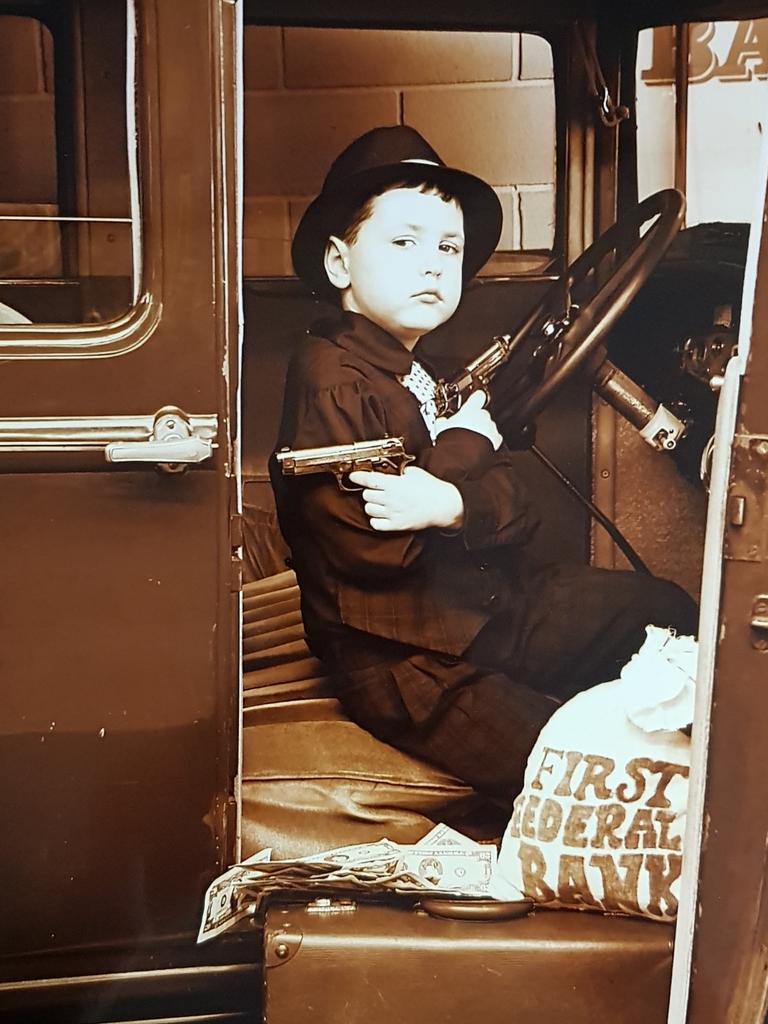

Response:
(0, 4), (137, 326)
(243, 26), (555, 278)
(637, 20), (768, 225)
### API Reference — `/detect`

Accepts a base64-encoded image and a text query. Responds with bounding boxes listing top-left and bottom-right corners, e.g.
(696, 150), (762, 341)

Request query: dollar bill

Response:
(396, 845), (497, 894)
(198, 866), (254, 943)
(198, 848), (274, 941)
(198, 832), (498, 941)
(415, 823), (480, 850)
(303, 839), (401, 867)
(240, 847), (273, 866)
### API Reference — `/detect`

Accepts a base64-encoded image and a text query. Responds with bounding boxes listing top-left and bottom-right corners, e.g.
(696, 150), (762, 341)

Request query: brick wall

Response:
(243, 27), (555, 277)
(0, 20), (556, 282)
(0, 16), (61, 277)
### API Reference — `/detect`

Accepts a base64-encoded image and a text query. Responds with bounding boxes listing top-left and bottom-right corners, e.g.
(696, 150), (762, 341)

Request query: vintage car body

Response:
(0, 1), (766, 1021)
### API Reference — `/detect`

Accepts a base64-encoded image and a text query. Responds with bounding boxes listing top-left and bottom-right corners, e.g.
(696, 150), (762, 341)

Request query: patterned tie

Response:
(398, 359), (438, 440)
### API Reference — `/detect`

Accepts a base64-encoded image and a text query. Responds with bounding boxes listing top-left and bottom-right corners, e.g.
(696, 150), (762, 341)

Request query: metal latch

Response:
(724, 435), (768, 562)
(105, 406), (216, 471)
(750, 595), (768, 651)
(305, 897), (357, 915)
(265, 923), (303, 968)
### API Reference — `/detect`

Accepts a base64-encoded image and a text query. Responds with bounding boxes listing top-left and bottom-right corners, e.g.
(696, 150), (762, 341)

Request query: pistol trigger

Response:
(338, 474), (362, 492)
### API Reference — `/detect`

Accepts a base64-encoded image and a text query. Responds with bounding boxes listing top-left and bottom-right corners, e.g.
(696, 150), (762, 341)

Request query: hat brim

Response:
(291, 161), (503, 300)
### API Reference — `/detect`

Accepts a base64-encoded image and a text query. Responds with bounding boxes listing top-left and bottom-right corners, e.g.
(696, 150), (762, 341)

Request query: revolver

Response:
(433, 333), (515, 417)
(276, 436), (415, 491)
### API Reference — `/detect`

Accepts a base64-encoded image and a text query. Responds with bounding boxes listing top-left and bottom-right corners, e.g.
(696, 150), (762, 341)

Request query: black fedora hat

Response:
(291, 125), (503, 299)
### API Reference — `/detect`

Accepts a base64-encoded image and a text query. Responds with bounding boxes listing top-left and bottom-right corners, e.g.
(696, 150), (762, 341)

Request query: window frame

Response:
(0, 0), (161, 356)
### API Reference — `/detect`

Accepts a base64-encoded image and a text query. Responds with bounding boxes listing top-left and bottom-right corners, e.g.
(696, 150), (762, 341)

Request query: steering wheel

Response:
(500, 189), (686, 429)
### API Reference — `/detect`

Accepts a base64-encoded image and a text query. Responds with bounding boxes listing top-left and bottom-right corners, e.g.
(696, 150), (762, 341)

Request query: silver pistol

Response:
(434, 334), (515, 417)
(276, 436), (415, 491)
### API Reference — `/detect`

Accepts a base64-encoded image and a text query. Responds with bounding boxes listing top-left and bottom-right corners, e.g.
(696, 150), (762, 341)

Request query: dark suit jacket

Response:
(268, 312), (697, 795)
(270, 310), (541, 662)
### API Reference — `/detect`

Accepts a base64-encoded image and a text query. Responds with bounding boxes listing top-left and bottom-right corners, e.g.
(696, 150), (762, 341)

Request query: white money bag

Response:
(492, 626), (697, 921)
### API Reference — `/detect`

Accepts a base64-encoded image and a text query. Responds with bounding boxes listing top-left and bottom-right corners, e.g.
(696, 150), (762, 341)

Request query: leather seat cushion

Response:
(241, 697), (508, 860)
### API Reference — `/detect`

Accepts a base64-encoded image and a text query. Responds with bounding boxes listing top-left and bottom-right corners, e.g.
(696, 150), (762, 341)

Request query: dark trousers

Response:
(336, 565), (698, 805)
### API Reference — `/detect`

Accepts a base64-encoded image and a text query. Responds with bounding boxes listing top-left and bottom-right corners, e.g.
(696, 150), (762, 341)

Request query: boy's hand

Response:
(348, 466), (464, 532)
(435, 390), (503, 450)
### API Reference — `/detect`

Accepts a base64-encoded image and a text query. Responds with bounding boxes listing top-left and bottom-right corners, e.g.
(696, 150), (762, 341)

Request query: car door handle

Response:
(105, 408), (216, 466)
(0, 406), (217, 470)
(105, 436), (213, 464)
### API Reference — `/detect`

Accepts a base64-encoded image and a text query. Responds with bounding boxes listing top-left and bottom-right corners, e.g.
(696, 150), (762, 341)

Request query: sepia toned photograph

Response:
(1, 2), (767, 1022)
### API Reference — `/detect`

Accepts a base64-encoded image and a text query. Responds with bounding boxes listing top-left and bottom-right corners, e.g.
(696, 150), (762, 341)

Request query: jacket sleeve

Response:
(418, 425), (496, 479)
(454, 452), (541, 550)
(278, 367), (539, 579)
(416, 426), (541, 550)
(278, 373), (430, 581)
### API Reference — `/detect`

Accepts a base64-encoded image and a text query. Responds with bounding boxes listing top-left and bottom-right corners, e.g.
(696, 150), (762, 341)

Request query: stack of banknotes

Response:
(198, 823), (497, 942)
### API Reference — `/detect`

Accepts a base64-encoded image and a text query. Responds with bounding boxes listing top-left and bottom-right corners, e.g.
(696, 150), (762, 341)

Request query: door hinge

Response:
(724, 434), (768, 563)
(230, 511), (243, 549)
(230, 555), (243, 593)
(750, 595), (768, 651)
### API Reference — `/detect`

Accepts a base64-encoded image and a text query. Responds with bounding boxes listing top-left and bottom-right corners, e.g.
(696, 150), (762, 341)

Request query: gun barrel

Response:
(276, 436), (408, 475)
(465, 334), (513, 378)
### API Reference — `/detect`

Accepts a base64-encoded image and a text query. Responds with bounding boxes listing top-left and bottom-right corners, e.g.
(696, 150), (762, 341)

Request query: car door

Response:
(0, 0), (241, 959)
(663, 60), (768, 1024)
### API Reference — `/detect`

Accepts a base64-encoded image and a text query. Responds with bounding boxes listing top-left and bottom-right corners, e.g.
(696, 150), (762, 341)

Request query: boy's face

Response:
(326, 187), (465, 348)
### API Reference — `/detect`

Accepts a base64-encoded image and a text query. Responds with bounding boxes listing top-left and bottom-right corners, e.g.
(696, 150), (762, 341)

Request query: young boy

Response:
(271, 125), (697, 802)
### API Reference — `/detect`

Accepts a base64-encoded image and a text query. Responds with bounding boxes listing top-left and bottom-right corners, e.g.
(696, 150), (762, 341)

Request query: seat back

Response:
(243, 570), (332, 708)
